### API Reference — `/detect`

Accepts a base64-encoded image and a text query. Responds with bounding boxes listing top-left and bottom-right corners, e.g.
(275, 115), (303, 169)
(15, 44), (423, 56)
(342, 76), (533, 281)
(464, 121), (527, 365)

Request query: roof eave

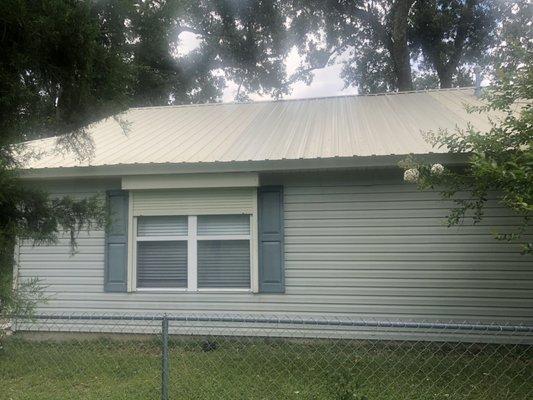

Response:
(19, 153), (468, 180)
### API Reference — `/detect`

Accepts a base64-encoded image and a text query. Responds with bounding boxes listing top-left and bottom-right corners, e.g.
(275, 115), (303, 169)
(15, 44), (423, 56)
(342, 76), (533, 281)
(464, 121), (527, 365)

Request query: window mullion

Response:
(197, 235), (251, 241)
(187, 216), (198, 291)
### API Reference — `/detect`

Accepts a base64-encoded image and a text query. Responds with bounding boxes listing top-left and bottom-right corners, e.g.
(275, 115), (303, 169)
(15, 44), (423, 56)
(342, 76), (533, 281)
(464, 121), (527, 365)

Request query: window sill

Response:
(135, 288), (252, 294)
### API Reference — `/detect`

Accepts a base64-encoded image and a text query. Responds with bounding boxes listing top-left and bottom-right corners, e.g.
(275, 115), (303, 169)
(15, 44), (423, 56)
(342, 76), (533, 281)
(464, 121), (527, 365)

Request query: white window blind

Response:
(197, 214), (250, 236)
(136, 216), (188, 288)
(137, 216), (187, 237)
(137, 241), (187, 288)
(135, 215), (252, 290)
(197, 240), (250, 288)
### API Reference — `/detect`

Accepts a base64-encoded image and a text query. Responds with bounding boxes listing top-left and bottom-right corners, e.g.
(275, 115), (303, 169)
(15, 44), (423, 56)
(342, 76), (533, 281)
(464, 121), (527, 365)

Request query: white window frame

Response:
(131, 213), (256, 293)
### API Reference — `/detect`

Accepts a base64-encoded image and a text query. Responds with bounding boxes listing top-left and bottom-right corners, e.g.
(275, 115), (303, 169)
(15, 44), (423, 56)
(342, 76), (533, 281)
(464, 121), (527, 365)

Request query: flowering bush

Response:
(404, 164), (444, 183)
(400, 48), (532, 254)
(430, 163), (444, 175)
(403, 168), (420, 183)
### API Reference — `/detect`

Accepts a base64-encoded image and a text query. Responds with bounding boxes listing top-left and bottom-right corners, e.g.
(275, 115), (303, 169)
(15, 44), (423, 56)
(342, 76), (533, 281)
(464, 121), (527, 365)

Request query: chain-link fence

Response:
(1, 313), (532, 400)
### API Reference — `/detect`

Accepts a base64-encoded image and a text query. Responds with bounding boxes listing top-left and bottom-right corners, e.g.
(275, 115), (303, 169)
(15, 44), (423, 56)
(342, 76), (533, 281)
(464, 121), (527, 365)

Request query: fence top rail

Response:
(11, 314), (533, 334)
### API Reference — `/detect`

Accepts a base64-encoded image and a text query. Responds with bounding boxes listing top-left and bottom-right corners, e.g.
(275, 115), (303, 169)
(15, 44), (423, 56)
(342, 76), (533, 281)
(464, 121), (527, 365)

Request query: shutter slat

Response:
(258, 186), (285, 293)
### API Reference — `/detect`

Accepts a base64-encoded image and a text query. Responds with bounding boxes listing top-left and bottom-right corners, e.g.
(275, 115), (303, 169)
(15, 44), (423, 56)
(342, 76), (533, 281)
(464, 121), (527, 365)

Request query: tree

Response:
(180, 0), (290, 100)
(0, 0), (290, 313)
(288, 0), (415, 93)
(410, 0), (499, 88)
(287, 0), (500, 93)
(399, 22), (532, 253)
(0, 0), (290, 142)
(122, 0), (290, 103)
(1, 0), (117, 316)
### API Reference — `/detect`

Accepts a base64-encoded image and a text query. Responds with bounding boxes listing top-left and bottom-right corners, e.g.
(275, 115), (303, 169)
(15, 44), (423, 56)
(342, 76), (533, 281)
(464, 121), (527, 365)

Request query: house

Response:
(15, 88), (533, 339)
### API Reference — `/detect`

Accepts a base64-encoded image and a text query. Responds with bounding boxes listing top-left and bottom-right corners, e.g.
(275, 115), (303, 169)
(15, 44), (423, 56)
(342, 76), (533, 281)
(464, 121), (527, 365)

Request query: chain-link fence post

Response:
(161, 315), (169, 400)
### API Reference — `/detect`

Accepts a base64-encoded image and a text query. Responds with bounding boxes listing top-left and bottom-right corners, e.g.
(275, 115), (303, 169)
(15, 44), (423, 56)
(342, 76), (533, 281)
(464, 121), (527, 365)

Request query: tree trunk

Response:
(437, 67), (454, 88)
(391, 43), (413, 91)
(389, 0), (415, 91)
(418, 0), (477, 89)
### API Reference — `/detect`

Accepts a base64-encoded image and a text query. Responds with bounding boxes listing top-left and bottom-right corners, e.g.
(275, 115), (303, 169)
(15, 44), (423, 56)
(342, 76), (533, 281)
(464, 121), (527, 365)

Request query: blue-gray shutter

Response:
(104, 190), (128, 292)
(258, 186), (285, 293)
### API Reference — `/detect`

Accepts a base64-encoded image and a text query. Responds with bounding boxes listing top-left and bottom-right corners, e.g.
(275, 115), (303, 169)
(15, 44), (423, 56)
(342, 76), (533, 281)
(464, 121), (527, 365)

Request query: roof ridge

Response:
(130, 86), (476, 111)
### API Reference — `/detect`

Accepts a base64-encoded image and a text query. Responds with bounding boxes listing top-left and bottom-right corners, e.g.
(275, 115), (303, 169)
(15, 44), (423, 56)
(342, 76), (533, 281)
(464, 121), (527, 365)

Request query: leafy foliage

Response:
(400, 43), (532, 253)
(181, 0), (290, 100)
(0, 278), (48, 321)
(287, 0), (504, 93)
(288, 0), (415, 92)
(0, 0), (291, 315)
(0, 162), (107, 314)
(0, 0), (290, 144)
(410, 0), (499, 88)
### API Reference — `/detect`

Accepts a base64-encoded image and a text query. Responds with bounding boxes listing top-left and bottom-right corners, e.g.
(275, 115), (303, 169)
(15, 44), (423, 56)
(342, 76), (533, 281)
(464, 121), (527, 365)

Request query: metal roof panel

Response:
(21, 88), (493, 170)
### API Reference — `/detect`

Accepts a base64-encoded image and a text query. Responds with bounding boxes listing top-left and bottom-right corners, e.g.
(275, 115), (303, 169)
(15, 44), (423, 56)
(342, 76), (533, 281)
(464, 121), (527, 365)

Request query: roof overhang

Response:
(122, 172), (259, 190)
(19, 153), (468, 180)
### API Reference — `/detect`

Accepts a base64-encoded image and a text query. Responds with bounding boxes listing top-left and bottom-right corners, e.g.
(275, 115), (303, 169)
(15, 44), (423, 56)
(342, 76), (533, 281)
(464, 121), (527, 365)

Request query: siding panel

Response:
(16, 174), (533, 334)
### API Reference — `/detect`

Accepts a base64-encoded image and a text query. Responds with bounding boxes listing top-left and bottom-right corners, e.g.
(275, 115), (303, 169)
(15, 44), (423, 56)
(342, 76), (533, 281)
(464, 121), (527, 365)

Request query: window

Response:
(135, 214), (251, 290)
(136, 216), (188, 288)
(197, 215), (251, 289)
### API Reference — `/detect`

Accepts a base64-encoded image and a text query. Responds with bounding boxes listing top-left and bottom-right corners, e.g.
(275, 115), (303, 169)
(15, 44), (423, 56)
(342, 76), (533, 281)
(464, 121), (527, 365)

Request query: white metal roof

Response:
(22, 87), (492, 171)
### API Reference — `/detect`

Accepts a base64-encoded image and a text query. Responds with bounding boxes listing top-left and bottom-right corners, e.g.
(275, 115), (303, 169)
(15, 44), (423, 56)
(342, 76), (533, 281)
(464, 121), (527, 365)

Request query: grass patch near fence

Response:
(0, 335), (531, 400)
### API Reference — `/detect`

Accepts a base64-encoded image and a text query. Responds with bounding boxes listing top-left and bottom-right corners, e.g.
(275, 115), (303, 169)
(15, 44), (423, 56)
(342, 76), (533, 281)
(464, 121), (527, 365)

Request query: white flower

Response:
(403, 168), (419, 183)
(430, 163), (444, 175)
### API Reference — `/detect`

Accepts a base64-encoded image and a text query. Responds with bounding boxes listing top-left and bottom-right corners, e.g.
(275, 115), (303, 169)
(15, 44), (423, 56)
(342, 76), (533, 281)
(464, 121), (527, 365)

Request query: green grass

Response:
(0, 335), (531, 400)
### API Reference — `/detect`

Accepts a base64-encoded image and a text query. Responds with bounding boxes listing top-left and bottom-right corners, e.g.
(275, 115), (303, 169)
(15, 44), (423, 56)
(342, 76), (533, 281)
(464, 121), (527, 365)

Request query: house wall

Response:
(16, 170), (533, 340)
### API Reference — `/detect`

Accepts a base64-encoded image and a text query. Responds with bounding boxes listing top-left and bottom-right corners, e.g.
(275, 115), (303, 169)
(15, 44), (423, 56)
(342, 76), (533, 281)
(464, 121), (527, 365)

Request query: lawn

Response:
(0, 335), (531, 400)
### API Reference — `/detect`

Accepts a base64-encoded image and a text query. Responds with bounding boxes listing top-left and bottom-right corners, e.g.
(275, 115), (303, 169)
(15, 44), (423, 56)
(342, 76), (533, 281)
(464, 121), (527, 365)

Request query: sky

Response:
(178, 32), (358, 102)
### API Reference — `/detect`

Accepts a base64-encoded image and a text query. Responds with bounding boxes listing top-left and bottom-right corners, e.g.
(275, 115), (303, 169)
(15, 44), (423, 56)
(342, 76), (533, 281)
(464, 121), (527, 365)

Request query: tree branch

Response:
(286, 45), (341, 86)
(349, 4), (393, 50)
(176, 25), (205, 37)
